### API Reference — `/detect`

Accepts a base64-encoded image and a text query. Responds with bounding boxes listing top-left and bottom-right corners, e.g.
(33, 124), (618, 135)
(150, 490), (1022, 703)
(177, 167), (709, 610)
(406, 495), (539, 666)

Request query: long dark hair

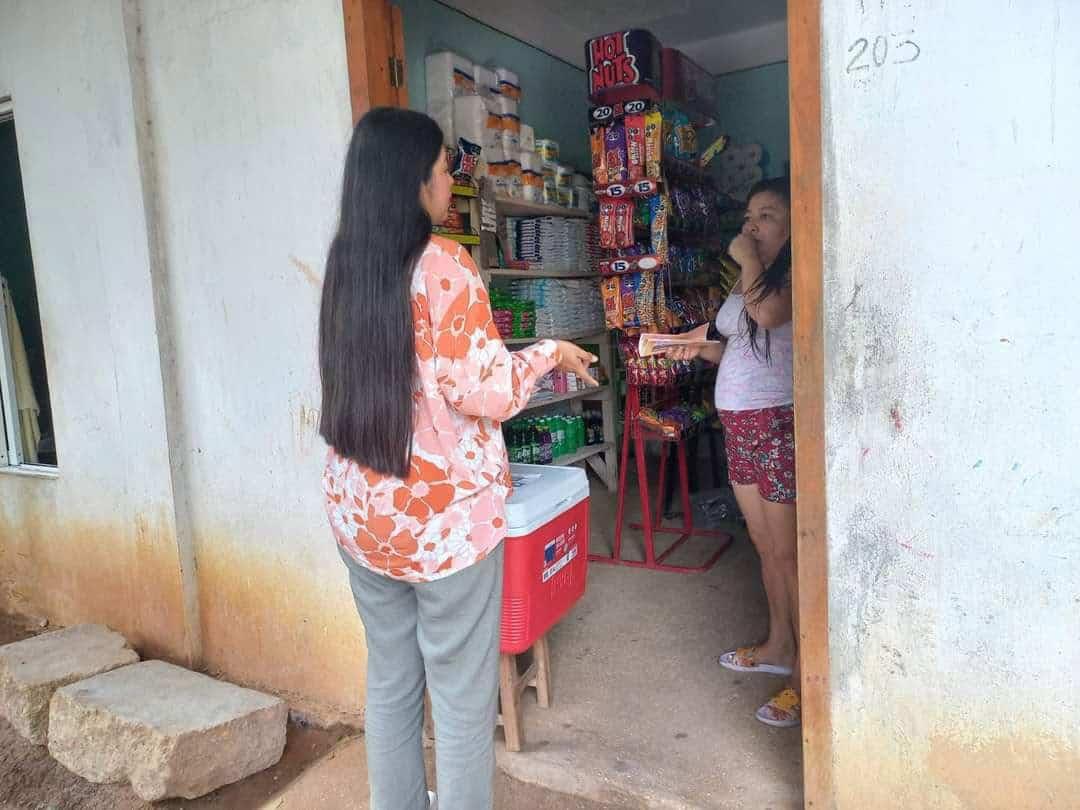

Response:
(741, 176), (792, 361)
(319, 108), (444, 477)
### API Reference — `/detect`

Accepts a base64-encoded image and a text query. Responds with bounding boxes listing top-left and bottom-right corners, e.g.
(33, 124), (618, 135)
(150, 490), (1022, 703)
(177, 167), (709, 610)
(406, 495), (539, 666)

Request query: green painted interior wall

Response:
(397, 0), (591, 170)
(713, 61), (790, 178)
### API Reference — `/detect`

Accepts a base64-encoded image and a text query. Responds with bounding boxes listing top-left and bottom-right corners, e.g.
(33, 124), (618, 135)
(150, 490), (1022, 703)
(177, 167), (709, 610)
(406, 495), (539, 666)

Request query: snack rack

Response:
(583, 30), (735, 571)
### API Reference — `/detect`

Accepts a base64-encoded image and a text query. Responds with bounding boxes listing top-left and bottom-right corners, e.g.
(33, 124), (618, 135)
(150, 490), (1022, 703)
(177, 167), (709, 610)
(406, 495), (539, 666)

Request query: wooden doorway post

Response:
(788, 0), (831, 807)
(342, 0), (409, 123)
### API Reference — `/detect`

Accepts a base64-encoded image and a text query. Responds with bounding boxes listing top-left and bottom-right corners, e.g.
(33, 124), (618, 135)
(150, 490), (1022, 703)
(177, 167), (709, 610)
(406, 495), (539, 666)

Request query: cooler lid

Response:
(506, 463), (589, 535)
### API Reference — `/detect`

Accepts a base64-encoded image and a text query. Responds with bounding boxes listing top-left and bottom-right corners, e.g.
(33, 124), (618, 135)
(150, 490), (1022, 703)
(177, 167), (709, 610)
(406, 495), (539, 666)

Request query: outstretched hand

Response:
(553, 340), (600, 387)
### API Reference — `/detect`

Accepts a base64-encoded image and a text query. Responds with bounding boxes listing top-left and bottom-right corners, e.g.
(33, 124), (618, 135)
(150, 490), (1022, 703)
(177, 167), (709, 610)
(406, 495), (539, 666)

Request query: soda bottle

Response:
(526, 421), (538, 464)
(573, 415), (584, 451)
(539, 423), (553, 464)
(554, 417), (567, 459)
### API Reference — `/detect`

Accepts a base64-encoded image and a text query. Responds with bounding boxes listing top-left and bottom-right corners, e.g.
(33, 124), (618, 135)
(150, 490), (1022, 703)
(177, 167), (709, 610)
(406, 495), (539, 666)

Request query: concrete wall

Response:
(713, 62), (790, 178)
(821, 1), (1080, 806)
(0, 0), (366, 720)
(135, 0), (363, 716)
(398, 0), (591, 170)
(0, 1), (193, 662)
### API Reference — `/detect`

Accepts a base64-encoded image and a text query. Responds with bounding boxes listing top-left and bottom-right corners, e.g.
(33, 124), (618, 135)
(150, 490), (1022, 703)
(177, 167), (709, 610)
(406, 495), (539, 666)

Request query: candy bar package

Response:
(599, 199), (617, 248)
(636, 270), (656, 327)
(650, 193), (670, 265)
(451, 137), (482, 183)
(590, 128), (607, 188)
(620, 273), (642, 328)
(644, 110), (662, 179)
(613, 199), (635, 248)
(625, 114), (646, 182)
(601, 276), (624, 330)
(604, 124), (628, 185)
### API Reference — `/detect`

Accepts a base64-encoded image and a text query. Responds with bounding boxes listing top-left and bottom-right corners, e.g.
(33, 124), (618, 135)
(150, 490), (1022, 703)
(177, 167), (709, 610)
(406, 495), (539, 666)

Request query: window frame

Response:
(0, 95), (57, 478)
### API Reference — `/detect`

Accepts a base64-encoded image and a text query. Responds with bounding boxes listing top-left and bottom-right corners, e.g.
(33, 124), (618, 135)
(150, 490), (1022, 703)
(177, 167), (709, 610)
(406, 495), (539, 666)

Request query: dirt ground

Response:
(0, 614), (625, 810)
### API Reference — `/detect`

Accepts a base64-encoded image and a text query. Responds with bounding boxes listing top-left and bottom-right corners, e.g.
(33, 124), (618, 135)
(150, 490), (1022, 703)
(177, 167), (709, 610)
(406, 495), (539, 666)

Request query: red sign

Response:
(588, 32), (641, 97)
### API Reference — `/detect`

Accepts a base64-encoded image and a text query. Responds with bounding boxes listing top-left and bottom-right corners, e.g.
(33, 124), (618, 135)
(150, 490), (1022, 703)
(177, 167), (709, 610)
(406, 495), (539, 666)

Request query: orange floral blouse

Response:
(323, 236), (558, 582)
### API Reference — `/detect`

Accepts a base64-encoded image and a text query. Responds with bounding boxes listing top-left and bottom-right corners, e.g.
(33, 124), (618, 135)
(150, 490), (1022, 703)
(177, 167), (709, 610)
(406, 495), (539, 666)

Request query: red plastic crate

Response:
(500, 465), (590, 654)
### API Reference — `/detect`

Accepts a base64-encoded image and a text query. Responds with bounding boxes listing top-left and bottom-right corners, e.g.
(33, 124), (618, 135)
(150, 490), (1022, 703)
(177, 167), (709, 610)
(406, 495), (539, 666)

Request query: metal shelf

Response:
(486, 268), (596, 279)
(501, 329), (607, 346)
(495, 196), (591, 219)
(521, 385), (610, 413)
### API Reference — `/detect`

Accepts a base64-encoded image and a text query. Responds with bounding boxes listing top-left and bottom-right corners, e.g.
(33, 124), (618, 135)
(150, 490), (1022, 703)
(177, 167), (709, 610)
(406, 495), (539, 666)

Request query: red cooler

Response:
(500, 463), (590, 654)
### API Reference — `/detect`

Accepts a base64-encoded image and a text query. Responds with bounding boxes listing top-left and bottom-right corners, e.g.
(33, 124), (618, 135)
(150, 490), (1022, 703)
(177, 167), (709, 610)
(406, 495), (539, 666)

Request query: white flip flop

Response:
(717, 646), (793, 676)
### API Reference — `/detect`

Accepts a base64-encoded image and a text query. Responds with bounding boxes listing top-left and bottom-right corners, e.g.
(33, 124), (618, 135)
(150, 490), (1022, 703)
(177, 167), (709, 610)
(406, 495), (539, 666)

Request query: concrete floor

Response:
(496, 471), (804, 809)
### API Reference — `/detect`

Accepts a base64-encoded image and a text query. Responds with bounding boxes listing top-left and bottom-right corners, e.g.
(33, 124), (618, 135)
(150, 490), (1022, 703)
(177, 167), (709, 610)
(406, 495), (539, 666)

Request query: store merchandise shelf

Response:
(486, 268), (596, 279)
(521, 385), (610, 413)
(495, 196), (591, 219)
(554, 441), (615, 467)
(501, 329), (608, 346)
(435, 230), (481, 246)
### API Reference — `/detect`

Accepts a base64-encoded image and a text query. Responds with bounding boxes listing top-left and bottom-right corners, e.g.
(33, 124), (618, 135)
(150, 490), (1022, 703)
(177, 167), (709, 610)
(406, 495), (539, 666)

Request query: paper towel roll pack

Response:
(496, 67), (521, 100)
(473, 65), (500, 98)
(520, 124), (536, 153)
(426, 51), (475, 145)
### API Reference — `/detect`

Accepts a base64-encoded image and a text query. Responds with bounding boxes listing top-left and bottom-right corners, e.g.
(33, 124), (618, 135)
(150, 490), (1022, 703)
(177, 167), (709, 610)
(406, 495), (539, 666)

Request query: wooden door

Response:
(342, 0), (408, 123)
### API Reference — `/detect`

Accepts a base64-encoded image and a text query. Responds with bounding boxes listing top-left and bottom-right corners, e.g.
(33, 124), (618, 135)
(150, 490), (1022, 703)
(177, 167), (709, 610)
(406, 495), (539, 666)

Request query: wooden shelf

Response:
(434, 231), (480, 245)
(501, 329), (607, 346)
(495, 196), (591, 219)
(486, 268), (596, 279)
(522, 385), (610, 413)
(554, 441), (615, 467)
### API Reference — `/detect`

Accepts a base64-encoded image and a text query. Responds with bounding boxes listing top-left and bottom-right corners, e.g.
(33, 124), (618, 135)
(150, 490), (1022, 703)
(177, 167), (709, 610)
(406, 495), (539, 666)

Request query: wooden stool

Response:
(497, 634), (551, 752)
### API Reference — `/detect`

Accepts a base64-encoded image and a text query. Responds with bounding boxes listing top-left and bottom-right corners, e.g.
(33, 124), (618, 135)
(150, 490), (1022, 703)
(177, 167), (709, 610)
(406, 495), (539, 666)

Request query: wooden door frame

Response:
(342, 0), (408, 123)
(788, 1), (831, 807)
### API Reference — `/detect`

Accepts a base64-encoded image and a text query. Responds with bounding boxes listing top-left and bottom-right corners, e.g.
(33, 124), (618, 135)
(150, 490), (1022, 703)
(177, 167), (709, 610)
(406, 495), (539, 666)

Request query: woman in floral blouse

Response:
(319, 108), (597, 810)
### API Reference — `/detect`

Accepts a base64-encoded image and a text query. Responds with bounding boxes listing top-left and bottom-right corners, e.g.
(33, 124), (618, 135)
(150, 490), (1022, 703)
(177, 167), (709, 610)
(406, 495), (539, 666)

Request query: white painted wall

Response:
(0, 0), (366, 717)
(136, 0), (364, 713)
(0, 1), (192, 660)
(821, 0), (1080, 805)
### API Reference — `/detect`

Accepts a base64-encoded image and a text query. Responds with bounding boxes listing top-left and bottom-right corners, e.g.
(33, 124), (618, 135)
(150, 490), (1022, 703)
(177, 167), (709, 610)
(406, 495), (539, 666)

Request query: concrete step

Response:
(0, 623), (138, 745)
(48, 660), (288, 801)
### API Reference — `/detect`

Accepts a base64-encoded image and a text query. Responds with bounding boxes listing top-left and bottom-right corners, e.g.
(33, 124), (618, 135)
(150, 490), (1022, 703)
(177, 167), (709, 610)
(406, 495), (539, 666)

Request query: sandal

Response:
(756, 688), (801, 728)
(717, 646), (793, 676)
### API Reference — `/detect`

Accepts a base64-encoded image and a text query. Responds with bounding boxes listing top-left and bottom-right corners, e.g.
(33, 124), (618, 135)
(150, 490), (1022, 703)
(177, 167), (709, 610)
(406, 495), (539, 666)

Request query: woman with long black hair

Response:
(319, 108), (598, 810)
(668, 177), (800, 728)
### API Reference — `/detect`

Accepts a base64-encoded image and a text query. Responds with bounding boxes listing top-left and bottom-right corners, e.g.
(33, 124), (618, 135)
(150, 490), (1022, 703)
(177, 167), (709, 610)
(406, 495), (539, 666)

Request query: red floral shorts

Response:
(718, 405), (796, 504)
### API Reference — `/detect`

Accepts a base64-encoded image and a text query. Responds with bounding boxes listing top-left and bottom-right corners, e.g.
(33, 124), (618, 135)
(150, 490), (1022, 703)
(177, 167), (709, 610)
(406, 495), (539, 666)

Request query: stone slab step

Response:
(48, 660), (288, 801)
(0, 623), (138, 744)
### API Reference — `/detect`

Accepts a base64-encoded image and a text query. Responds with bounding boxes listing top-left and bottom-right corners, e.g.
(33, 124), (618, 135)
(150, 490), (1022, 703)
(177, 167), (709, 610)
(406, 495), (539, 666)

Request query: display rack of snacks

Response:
(584, 28), (735, 571)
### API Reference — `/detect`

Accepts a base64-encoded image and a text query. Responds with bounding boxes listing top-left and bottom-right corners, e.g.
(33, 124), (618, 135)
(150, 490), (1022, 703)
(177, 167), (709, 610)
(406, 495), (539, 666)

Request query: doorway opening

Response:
(344, 0), (826, 805)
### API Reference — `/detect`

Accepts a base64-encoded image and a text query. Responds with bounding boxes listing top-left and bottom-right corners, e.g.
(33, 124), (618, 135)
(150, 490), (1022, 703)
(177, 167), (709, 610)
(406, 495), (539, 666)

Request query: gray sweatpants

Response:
(340, 544), (504, 810)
